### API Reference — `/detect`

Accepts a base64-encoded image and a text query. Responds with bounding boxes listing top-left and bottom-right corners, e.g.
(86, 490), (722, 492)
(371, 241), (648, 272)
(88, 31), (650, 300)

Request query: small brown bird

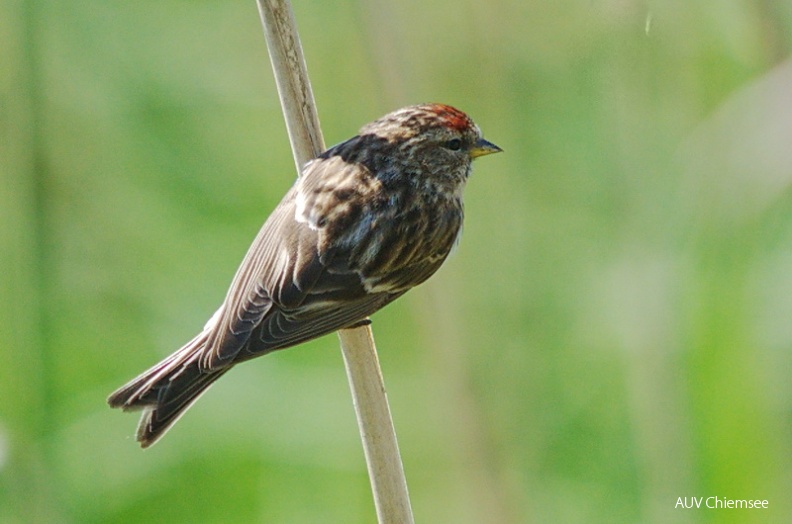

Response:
(108, 104), (501, 447)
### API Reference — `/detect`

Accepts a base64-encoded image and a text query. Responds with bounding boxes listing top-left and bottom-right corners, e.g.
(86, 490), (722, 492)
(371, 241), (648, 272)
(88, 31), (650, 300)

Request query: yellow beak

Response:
(469, 138), (502, 159)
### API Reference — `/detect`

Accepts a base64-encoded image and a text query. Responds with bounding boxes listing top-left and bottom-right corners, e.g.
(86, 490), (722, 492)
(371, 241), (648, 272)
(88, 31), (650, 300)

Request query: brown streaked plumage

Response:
(107, 103), (501, 447)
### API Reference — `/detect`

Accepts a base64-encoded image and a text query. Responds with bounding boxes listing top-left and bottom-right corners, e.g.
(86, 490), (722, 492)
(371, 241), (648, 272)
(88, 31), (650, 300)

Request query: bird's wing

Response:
(198, 188), (301, 371)
(198, 158), (396, 370)
(239, 289), (401, 361)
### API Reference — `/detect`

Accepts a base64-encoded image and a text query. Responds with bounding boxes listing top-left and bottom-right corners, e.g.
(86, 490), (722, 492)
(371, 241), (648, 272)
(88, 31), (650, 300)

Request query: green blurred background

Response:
(3, 1), (792, 522)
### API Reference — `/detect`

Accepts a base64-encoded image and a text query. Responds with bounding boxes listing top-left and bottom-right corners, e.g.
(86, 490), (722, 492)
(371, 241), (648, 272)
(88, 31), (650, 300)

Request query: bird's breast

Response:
(334, 191), (463, 291)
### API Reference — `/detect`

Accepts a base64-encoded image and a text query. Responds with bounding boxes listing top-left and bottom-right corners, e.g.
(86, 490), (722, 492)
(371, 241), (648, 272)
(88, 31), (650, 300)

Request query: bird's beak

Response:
(469, 138), (502, 159)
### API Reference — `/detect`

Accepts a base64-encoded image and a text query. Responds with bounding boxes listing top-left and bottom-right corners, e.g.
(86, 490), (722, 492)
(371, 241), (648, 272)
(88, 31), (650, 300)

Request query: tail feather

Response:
(107, 331), (229, 448)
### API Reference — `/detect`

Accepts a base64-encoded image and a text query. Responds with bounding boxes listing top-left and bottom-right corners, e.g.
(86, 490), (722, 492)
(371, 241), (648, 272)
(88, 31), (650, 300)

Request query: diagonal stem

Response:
(255, 2), (414, 523)
(256, 0), (323, 169)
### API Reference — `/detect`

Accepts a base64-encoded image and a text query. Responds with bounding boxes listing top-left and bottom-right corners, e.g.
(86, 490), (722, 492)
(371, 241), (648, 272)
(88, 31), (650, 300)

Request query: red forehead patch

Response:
(426, 104), (473, 132)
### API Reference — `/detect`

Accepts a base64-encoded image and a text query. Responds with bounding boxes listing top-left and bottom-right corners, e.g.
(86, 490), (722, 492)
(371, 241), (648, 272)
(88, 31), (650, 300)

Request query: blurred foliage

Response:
(2, 0), (792, 522)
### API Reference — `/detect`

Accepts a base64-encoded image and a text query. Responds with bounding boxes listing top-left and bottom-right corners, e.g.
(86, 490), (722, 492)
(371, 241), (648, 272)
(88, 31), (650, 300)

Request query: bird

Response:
(107, 103), (501, 447)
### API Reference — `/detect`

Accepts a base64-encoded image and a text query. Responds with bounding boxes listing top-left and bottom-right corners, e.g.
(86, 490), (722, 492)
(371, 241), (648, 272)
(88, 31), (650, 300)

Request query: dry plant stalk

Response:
(255, 1), (414, 522)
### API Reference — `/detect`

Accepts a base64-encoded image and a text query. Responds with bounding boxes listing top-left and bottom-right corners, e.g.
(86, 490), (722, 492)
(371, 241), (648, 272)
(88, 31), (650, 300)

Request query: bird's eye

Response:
(444, 138), (463, 151)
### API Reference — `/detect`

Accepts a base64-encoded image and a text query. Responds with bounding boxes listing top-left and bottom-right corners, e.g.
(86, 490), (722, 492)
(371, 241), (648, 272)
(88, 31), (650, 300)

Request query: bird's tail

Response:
(107, 331), (228, 448)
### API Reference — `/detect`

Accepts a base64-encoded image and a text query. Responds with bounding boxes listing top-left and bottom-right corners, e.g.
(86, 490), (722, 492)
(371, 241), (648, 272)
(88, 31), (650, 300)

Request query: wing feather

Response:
(199, 158), (389, 369)
(201, 188), (303, 369)
(198, 151), (459, 371)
